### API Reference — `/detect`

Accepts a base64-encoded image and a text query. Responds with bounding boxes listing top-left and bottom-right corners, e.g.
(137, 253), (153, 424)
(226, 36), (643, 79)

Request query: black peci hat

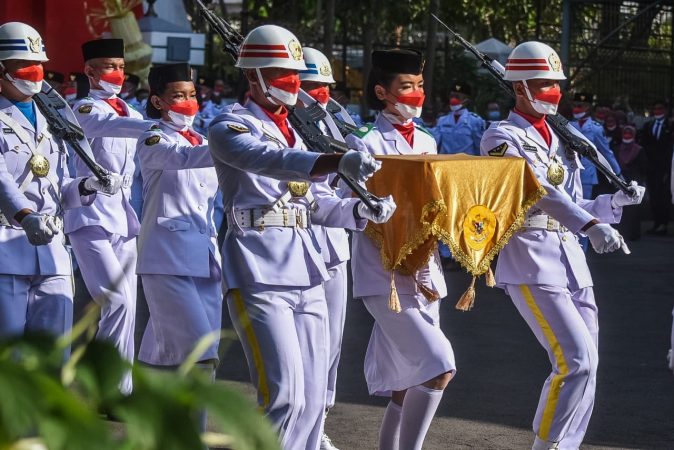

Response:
(573, 92), (595, 103)
(450, 80), (471, 96)
(371, 49), (424, 75)
(147, 63), (193, 119)
(148, 63), (192, 92)
(124, 73), (140, 86)
(45, 70), (64, 83)
(82, 39), (125, 62)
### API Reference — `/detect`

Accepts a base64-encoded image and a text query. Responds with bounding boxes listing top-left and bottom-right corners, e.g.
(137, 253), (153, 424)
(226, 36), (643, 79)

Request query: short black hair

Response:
(366, 67), (397, 111)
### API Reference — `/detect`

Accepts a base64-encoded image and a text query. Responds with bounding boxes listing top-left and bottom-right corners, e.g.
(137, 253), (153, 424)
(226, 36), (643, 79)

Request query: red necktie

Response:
(259, 103), (296, 147)
(393, 122), (415, 147)
(514, 109), (551, 147)
(104, 98), (128, 117)
(178, 129), (200, 146)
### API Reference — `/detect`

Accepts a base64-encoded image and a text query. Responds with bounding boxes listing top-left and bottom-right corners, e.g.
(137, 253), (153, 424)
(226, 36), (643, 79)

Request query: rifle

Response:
(431, 14), (634, 195)
(195, 0), (382, 211)
(33, 85), (112, 187)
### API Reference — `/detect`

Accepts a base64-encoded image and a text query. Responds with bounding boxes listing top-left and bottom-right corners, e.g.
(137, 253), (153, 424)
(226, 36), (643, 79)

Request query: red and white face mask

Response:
(98, 69), (125, 95)
(449, 96), (463, 112)
(2, 63), (44, 96)
(307, 86), (330, 105)
(259, 71), (301, 106)
(392, 90), (425, 122)
(166, 99), (199, 128)
(523, 81), (562, 115)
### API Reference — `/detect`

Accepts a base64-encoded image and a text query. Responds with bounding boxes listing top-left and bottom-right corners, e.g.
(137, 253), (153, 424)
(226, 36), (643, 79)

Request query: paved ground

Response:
(215, 230), (674, 450)
(75, 224), (674, 449)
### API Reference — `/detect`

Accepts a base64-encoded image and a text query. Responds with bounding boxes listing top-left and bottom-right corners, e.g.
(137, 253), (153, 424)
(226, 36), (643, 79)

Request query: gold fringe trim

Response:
(436, 185), (547, 276)
(456, 276), (476, 311)
(485, 267), (496, 288)
(388, 272), (402, 313)
(415, 277), (441, 302)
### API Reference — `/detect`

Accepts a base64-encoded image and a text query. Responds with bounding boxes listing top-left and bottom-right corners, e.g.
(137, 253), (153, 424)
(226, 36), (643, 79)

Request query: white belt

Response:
(522, 215), (567, 232)
(231, 208), (310, 230)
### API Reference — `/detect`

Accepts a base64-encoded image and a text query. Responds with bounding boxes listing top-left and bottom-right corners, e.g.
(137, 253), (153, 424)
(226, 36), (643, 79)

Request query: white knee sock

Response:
(379, 401), (402, 450)
(398, 385), (444, 450)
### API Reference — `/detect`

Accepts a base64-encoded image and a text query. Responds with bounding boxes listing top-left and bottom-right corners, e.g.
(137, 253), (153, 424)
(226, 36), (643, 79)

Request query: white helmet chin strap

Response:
(255, 68), (279, 106)
(521, 80), (536, 103)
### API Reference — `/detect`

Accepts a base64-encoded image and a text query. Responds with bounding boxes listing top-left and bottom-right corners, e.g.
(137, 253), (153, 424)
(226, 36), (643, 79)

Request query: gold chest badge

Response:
(288, 181), (309, 197)
(546, 160), (565, 186)
(29, 154), (50, 177)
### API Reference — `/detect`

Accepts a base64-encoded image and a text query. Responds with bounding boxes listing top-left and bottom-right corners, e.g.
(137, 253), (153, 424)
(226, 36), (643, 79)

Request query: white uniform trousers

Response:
(362, 293), (456, 397)
(506, 284), (598, 450)
(227, 283), (329, 450)
(69, 225), (137, 392)
(0, 274), (73, 357)
(325, 262), (347, 409)
(139, 263), (223, 365)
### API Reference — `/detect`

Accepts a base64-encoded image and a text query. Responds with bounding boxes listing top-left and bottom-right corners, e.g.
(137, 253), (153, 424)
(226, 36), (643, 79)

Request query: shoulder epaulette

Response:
(352, 123), (376, 138)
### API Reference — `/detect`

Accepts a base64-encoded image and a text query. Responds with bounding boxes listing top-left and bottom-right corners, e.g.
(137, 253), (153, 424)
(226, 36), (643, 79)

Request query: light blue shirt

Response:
(432, 108), (485, 155)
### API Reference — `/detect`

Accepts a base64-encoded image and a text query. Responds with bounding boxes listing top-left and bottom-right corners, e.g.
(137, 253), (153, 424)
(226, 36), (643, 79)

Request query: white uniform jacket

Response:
(0, 96), (94, 275)
(345, 113), (447, 299)
(65, 89), (151, 237)
(208, 100), (366, 291)
(136, 121), (221, 278)
(481, 111), (622, 289)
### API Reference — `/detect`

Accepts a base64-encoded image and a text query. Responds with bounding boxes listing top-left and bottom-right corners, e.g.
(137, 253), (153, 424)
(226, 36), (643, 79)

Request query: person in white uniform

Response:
(65, 38), (153, 393)
(480, 41), (645, 450)
(345, 49), (455, 450)
(135, 63), (221, 430)
(299, 46), (350, 450)
(207, 25), (396, 450)
(0, 22), (121, 356)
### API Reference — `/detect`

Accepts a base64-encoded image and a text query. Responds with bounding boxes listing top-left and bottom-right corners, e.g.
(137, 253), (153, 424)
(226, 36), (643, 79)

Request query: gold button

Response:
(562, 236), (567, 241)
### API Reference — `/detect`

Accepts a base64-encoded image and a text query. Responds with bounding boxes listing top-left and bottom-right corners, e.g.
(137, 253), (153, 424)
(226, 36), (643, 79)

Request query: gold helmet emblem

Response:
(548, 53), (562, 72)
(319, 63), (332, 77)
(27, 36), (42, 54)
(288, 39), (303, 61)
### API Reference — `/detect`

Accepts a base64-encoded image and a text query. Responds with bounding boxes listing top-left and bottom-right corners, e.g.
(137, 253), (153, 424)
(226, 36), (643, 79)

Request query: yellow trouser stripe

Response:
(231, 289), (270, 409)
(520, 285), (569, 441)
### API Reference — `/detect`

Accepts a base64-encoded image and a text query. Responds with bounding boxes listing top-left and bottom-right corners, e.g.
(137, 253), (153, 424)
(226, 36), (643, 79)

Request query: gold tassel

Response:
(455, 276), (476, 311)
(485, 267), (496, 288)
(388, 272), (402, 313)
(415, 278), (441, 302)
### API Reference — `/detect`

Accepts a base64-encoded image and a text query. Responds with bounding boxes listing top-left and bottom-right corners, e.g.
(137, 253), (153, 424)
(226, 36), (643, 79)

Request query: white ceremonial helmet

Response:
(299, 47), (335, 83)
(0, 22), (48, 62)
(235, 25), (307, 71)
(504, 41), (565, 81)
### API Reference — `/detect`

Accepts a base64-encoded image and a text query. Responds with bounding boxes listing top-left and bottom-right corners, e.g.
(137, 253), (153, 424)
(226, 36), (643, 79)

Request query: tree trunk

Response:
(424, 0), (439, 115)
(323, 0), (336, 57)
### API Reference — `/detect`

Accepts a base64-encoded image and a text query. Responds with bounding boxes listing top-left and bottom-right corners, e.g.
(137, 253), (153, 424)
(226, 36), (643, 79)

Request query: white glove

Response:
(611, 181), (645, 208)
(84, 173), (123, 195)
(338, 150), (381, 183)
(357, 195), (397, 224)
(21, 212), (60, 246)
(585, 223), (623, 254)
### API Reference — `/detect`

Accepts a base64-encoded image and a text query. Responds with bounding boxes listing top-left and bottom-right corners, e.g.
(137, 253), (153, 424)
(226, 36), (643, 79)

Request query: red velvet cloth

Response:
(514, 109), (551, 147)
(103, 98), (127, 117)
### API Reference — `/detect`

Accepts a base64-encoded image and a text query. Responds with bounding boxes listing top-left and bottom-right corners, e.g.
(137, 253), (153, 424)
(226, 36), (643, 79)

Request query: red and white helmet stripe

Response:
(504, 42), (566, 81)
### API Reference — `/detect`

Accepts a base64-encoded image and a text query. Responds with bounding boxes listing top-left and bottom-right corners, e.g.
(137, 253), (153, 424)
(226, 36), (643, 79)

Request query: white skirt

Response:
(362, 293), (456, 396)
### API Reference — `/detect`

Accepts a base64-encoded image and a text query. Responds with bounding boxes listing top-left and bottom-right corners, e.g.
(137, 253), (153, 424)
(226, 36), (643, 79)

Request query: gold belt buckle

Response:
(546, 216), (555, 231)
(296, 212), (304, 229)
